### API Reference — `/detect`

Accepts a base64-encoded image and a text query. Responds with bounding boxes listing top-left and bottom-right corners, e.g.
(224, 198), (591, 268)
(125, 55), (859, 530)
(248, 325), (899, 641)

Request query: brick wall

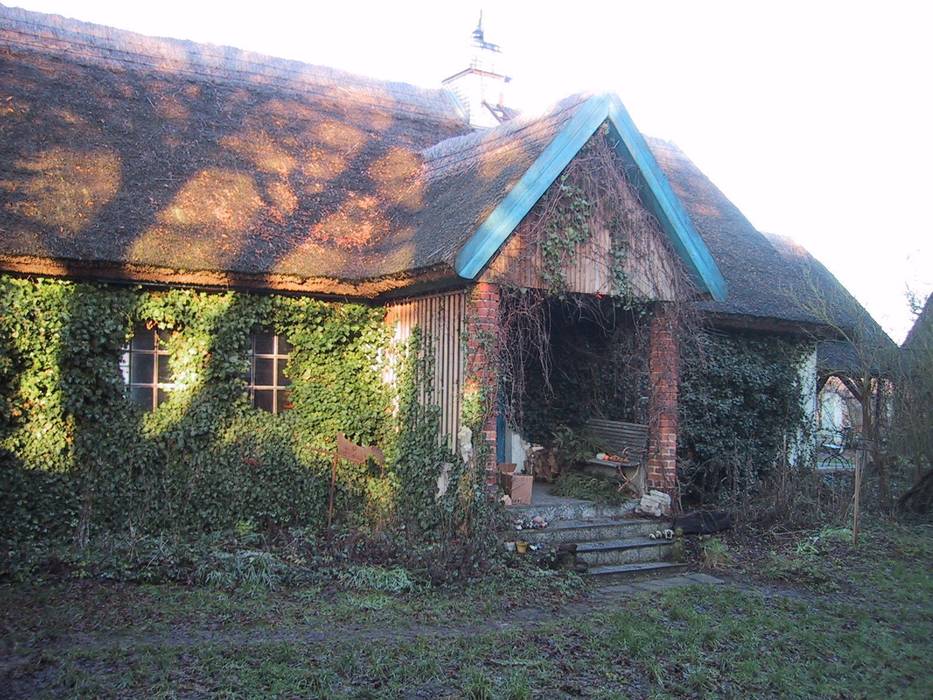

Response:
(465, 281), (501, 483)
(646, 304), (679, 499)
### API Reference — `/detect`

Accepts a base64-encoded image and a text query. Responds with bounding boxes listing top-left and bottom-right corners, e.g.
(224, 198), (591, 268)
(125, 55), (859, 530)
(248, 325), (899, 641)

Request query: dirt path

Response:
(2, 571), (819, 660)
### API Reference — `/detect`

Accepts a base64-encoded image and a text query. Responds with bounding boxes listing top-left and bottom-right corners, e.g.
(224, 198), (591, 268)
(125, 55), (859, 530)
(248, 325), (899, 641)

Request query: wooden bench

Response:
(581, 418), (649, 495)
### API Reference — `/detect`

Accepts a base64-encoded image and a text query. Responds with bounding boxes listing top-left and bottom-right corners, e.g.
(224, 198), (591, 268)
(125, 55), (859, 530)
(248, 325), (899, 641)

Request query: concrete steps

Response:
(587, 561), (688, 583)
(576, 537), (673, 567)
(510, 517), (680, 579)
(509, 499), (637, 523)
(505, 482), (682, 583)
(519, 518), (661, 545)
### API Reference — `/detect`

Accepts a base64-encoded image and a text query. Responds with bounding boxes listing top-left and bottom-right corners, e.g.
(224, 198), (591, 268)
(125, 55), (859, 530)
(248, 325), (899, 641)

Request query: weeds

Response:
(759, 551), (838, 591)
(700, 537), (731, 569)
(338, 565), (416, 594)
(505, 672), (532, 700)
(463, 668), (494, 700)
(196, 550), (286, 591)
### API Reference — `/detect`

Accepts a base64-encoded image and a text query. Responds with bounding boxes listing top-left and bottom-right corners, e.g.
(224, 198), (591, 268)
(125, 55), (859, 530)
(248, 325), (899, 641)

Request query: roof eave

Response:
(0, 254), (457, 300)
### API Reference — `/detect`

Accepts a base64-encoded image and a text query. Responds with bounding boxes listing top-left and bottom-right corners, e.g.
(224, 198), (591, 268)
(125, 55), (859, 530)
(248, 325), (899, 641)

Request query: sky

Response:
(10, 0), (932, 341)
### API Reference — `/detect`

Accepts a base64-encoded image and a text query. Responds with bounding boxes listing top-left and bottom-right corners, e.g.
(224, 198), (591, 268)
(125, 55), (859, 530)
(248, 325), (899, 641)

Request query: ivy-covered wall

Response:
(0, 275), (460, 547)
(679, 329), (814, 496)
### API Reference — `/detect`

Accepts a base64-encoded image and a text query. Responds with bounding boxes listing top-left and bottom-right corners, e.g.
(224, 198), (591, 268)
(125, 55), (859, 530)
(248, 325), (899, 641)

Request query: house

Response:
(0, 6), (887, 531)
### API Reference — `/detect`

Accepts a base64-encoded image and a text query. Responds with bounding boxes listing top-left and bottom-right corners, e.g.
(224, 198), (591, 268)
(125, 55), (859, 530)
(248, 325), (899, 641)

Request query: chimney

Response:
(442, 13), (513, 127)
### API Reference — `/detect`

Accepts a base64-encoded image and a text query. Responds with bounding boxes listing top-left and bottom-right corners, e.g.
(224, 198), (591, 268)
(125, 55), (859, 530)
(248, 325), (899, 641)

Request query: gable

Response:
(454, 94), (727, 302)
(483, 129), (684, 302)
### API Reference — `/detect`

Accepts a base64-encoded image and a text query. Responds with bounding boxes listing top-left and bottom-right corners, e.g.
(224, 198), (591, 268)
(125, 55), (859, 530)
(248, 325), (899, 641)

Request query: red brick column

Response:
(646, 304), (679, 500)
(465, 282), (502, 484)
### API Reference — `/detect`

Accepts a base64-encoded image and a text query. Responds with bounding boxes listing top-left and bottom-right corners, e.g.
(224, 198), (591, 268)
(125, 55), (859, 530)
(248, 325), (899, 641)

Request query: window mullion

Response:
(152, 329), (159, 410)
(272, 355), (279, 414)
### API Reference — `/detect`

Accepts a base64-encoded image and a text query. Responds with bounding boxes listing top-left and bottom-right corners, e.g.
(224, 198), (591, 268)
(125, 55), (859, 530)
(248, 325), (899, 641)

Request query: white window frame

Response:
(122, 322), (175, 410)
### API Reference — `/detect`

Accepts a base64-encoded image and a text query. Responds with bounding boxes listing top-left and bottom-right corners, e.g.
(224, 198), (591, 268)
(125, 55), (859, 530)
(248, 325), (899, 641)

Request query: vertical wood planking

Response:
(384, 290), (466, 451)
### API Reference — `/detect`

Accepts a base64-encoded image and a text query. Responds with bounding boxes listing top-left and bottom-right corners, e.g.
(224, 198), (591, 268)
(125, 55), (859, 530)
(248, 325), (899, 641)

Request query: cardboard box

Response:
(497, 463), (532, 505)
(508, 474), (533, 505)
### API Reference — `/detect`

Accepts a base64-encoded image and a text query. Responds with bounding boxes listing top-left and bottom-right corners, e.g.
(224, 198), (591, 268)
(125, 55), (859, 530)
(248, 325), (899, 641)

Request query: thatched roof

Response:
(0, 5), (595, 296)
(649, 138), (891, 340)
(0, 4), (888, 338)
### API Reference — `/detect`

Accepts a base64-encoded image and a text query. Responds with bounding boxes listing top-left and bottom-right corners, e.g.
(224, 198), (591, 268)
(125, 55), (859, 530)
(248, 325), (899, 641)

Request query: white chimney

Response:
(442, 13), (513, 128)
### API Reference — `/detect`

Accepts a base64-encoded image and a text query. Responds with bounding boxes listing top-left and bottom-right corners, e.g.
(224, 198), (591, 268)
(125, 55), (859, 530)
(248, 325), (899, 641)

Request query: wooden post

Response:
(852, 446), (863, 546)
(327, 449), (338, 531)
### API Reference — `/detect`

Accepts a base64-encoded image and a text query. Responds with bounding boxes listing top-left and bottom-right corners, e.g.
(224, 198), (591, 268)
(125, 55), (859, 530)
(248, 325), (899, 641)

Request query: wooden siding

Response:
(486, 215), (679, 300)
(384, 290), (467, 450)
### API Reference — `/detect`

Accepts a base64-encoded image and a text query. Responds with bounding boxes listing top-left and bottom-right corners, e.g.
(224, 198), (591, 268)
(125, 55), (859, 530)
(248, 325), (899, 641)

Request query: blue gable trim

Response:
(604, 97), (727, 301)
(453, 95), (608, 281)
(454, 93), (727, 302)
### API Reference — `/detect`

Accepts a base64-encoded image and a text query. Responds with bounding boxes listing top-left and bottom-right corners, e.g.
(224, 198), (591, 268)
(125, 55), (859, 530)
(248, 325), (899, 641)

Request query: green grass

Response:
(3, 524), (931, 698)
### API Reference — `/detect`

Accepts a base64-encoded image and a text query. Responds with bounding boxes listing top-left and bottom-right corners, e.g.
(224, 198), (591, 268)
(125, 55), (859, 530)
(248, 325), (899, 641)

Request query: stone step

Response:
(516, 518), (670, 545)
(508, 499), (637, 524)
(576, 538), (673, 567)
(586, 561), (688, 583)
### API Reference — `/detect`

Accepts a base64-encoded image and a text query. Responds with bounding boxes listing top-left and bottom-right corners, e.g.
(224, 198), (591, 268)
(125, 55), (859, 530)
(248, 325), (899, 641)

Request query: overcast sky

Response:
(11, 0), (931, 341)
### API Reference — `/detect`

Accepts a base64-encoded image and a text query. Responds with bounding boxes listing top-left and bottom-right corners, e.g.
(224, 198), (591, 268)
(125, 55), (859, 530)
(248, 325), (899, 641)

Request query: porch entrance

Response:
(497, 295), (651, 495)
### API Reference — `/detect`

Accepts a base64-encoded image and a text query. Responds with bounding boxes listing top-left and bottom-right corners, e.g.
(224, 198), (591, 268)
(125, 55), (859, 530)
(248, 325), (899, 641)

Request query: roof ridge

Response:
(0, 3), (465, 124)
(423, 94), (592, 170)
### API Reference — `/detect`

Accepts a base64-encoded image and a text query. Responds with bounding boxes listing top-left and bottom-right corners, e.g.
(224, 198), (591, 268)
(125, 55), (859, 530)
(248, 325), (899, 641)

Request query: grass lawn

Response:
(2, 522), (931, 698)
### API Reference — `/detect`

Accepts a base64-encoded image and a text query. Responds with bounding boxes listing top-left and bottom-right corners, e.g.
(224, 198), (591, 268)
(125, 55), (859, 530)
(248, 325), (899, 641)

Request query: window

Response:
(248, 330), (292, 413)
(121, 321), (174, 410)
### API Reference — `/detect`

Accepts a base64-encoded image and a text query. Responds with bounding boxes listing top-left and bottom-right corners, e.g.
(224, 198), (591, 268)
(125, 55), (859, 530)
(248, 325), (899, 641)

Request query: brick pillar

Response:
(646, 304), (679, 500)
(465, 281), (501, 485)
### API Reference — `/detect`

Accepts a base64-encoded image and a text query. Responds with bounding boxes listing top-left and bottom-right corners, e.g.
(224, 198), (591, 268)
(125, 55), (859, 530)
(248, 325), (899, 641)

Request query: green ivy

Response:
(679, 330), (812, 496)
(389, 329), (457, 533)
(0, 275), (454, 551)
(540, 174), (594, 294)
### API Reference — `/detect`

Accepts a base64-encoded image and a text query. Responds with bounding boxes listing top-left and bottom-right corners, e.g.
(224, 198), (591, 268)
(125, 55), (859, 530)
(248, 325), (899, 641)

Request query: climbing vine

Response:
(0, 275), (462, 551)
(679, 330), (814, 498)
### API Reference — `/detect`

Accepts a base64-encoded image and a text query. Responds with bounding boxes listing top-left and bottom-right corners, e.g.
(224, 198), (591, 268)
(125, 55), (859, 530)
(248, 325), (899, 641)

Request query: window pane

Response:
(278, 336), (293, 355)
(130, 353), (154, 384)
(276, 358), (291, 387)
(157, 355), (172, 383)
(254, 331), (275, 355)
(119, 351), (130, 384)
(254, 357), (274, 386)
(130, 386), (153, 408)
(156, 329), (171, 349)
(156, 389), (169, 407)
(130, 325), (154, 351)
(254, 389), (274, 412)
(276, 389), (292, 413)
